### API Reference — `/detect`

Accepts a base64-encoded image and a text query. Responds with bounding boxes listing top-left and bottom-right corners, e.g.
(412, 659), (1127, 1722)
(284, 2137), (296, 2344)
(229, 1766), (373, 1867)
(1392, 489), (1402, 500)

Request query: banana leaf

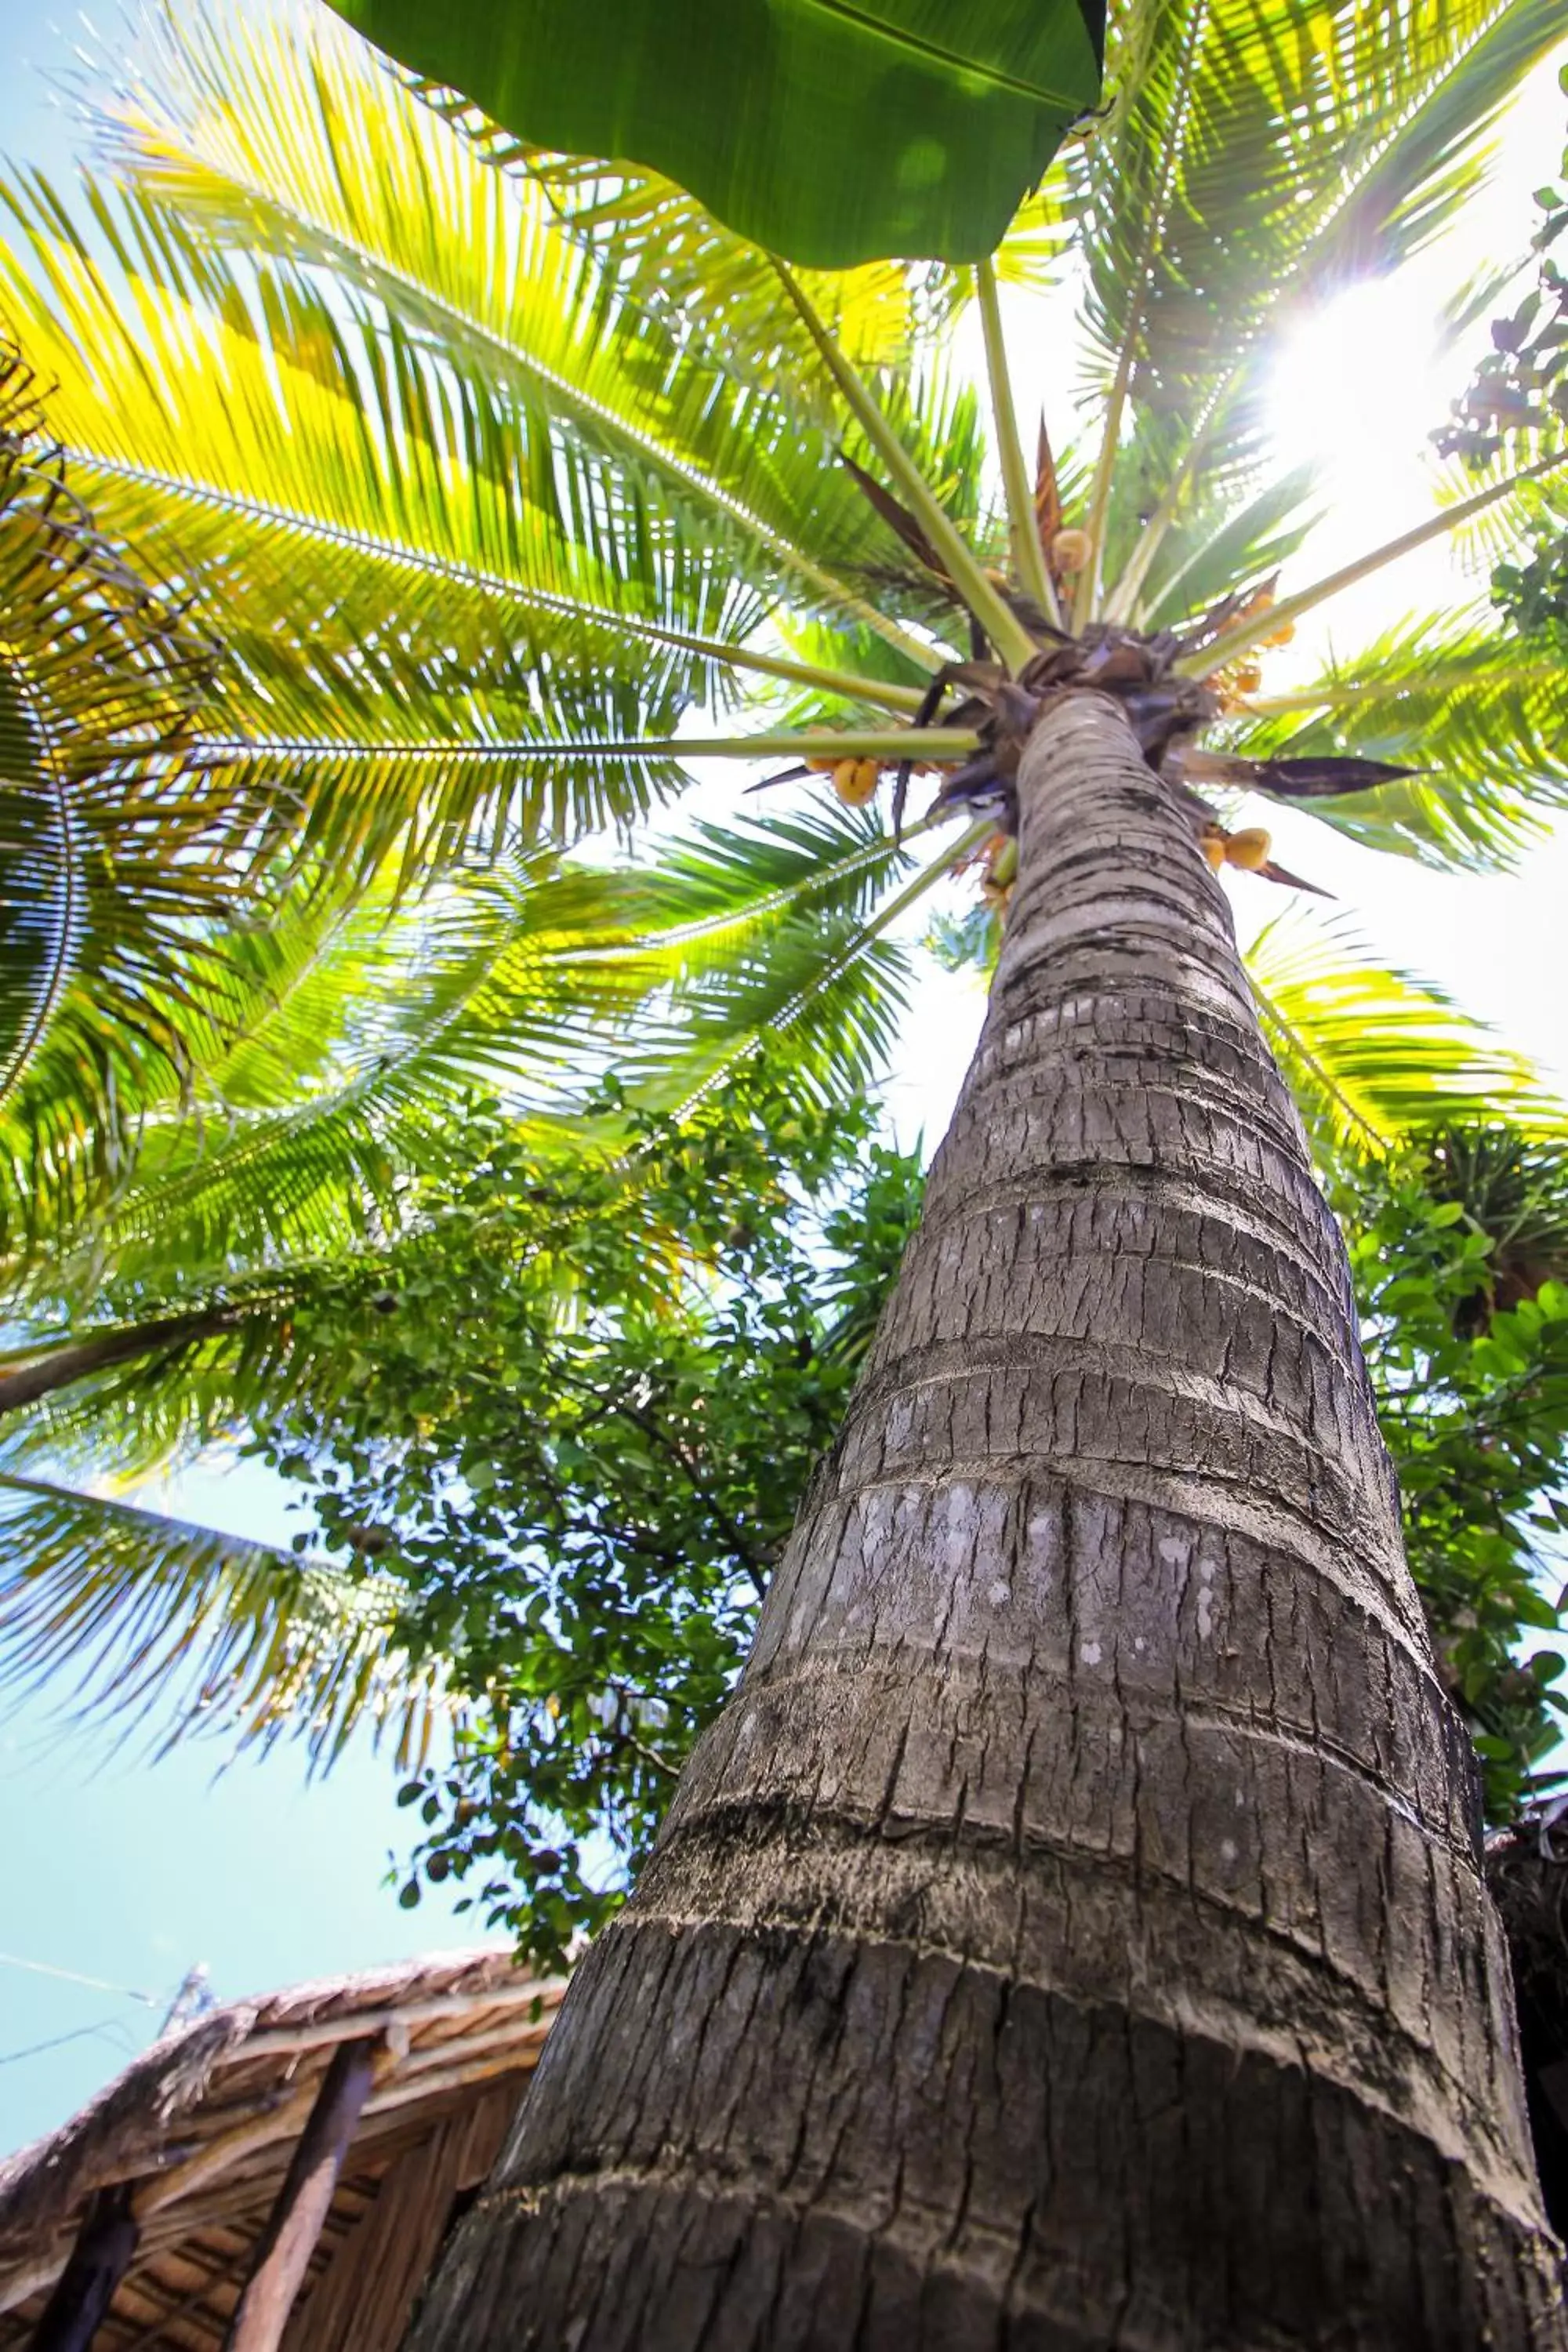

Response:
(322, 0), (1106, 266)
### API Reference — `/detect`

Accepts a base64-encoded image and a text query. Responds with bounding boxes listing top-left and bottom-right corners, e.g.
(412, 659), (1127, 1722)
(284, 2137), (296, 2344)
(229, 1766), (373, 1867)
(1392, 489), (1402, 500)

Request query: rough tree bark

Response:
(413, 692), (1566, 2347)
(0, 1310), (234, 1419)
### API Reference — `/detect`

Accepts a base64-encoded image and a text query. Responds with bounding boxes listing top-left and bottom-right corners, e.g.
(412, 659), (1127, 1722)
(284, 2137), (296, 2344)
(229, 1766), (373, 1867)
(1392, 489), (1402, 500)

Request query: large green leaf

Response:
(324, 0), (1105, 269)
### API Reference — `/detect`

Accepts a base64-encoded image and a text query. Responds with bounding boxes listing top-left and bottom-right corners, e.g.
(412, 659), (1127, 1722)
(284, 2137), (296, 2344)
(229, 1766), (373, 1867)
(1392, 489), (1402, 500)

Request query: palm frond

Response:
(38, 857), (659, 1291)
(614, 799), (927, 1107)
(2, 176), (920, 870)
(0, 1290), (320, 1484)
(0, 338), (299, 1256)
(13, 796), (940, 1303)
(426, 141), (942, 401)
(85, 0), (949, 667)
(1087, 0), (1564, 605)
(1229, 613), (1568, 869)
(1138, 464), (1320, 633)
(1247, 907), (1559, 1148)
(0, 1465), (445, 1769)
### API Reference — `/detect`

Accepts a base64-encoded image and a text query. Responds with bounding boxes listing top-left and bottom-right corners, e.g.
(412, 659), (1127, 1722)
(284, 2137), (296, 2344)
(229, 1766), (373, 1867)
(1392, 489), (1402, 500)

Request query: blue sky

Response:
(0, 1450), (505, 2157)
(2, 0), (1567, 2161)
(1, 1675), (503, 2152)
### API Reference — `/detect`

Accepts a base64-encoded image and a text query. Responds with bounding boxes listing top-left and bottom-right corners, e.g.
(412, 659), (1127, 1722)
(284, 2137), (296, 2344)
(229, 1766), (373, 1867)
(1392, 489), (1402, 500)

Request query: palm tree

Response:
(7, 0), (1568, 2332)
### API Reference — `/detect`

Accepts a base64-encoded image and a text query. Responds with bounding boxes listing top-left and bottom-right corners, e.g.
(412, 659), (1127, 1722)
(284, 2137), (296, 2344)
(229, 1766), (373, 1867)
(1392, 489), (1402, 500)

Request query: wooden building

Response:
(0, 1951), (562, 2351)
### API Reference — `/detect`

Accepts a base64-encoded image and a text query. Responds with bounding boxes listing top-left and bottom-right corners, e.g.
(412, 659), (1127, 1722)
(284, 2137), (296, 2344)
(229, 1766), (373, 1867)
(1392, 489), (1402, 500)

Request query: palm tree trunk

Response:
(0, 1311), (234, 1418)
(412, 691), (1565, 2347)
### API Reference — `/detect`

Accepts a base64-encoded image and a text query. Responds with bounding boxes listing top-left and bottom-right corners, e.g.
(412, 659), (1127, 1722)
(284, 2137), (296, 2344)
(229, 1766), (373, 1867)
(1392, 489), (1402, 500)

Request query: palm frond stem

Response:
(1101, 388), (1228, 626)
(0, 664), (77, 1112)
(1239, 657), (1564, 716)
(771, 261), (1038, 672)
(1073, 0), (1210, 633)
(1181, 453), (1568, 677)
(974, 259), (1061, 630)
(194, 728), (985, 767)
(0, 1309), (234, 1418)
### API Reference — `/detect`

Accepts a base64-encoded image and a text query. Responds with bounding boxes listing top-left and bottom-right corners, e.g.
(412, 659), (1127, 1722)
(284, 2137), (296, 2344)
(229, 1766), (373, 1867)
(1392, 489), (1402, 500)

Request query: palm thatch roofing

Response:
(0, 1950), (562, 2350)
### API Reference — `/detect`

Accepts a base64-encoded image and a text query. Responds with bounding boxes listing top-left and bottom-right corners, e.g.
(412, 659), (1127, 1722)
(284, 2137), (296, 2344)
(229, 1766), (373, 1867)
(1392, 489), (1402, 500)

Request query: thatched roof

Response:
(0, 1949), (562, 2350)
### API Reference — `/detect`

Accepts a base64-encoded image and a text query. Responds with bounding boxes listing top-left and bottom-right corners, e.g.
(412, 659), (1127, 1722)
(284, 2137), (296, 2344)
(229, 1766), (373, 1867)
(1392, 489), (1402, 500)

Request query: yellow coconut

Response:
(1224, 826), (1272, 871)
(833, 757), (880, 808)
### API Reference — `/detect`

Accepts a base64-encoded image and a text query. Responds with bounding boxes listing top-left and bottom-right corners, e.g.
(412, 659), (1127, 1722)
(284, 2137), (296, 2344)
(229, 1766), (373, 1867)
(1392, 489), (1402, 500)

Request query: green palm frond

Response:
(1247, 908), (1559, 1149)
(45, 857), (655, 1291)
(86, 1), (953, 664)
(427, 143), (947, 401)
(9, 797), (933, 1310)
(0, 1465), (444, 1769)
(1231, 614), (1568, 869)
(0, 866), (385, 1272)
(0, 1291), (325, 1488)
(615, 799), (927, 1109)
(1085, 0), (1565, 608)
(1138, 464), (1320, 633)
(1084, 0), (1563, 418)
(0, 180), (906, 873)
(1432, 435), (1568, 590)
(428, 143), (1072, 416)
(0, 340), (285, 1249)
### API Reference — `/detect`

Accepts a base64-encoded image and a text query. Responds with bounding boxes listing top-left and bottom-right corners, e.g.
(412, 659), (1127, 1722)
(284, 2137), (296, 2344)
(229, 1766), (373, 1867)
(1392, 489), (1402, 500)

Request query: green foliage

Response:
(0, 1465), (443, 1773)
(246, 1066), (922, 1969)
(0, 0), (1556, 1289)
(0, 339), (260, 1255)
(1493, 524), (1568, 650)
(1439, 73), (1568, 652)
(1438, 71), (1568, 474)
(3, 0), (1568, 1936)
(1245, 913), (1555, 1147)
(1225, 618), (1568, 871)
(1334, 1134), (1568, 1820)
(324, 0), (1104, 270)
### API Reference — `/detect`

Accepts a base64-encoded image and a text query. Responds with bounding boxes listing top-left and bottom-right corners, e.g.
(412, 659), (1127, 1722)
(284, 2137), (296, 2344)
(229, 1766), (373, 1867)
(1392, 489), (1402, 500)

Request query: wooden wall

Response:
(281, 2085), (519, 2352)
